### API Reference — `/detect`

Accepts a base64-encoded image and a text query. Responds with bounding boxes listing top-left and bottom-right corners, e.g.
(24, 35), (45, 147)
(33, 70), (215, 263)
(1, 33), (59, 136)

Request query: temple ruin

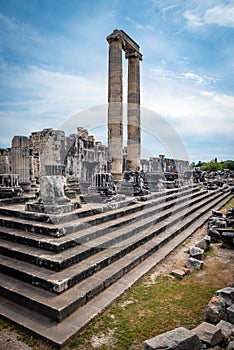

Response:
(0, 29), (232, 348)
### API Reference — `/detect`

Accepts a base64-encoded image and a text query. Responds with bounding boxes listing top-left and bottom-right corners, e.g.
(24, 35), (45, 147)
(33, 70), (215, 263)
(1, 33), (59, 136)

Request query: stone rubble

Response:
(217, 320), (234, 340)
(171, 268), (189, 279)
(144, 208), (234, 350)
(196, 235), (211, 251)
(208, 207), (234, 249)
(189, 246), (204, 260)
(227, 304), (234, 324)
(205, 296), (226, 324)
(193, 322), (223, 347)
(216, 288), (234, 307)
(143, 326), (202, 350)
(186, 257), (204, 269)
(143, 285), (234, 350)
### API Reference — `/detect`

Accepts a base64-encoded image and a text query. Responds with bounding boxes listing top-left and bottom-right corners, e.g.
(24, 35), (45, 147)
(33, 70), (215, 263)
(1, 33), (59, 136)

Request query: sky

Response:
(0, 0), (233, 163)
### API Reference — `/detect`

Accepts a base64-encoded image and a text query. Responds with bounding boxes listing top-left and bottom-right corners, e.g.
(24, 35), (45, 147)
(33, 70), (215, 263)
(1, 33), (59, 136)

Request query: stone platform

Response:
(0, 184), (232, 347)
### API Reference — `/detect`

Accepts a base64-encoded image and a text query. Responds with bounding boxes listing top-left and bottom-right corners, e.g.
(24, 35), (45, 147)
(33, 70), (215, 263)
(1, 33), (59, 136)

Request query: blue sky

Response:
(0, 0), (233, 163)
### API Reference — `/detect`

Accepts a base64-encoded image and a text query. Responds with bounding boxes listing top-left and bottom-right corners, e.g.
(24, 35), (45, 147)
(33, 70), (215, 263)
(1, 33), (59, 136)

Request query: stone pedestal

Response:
(25, 175), (75, 214)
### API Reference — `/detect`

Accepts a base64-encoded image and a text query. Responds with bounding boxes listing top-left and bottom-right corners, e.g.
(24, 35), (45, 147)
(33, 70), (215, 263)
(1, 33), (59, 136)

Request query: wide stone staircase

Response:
(0, 184), (232, 347)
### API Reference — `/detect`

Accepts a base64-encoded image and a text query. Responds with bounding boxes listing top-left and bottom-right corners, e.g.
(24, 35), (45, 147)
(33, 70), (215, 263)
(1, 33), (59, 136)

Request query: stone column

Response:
(11, 136), (30, 185)
(126, 51), (142, 172)
(107, 36), (123, 181)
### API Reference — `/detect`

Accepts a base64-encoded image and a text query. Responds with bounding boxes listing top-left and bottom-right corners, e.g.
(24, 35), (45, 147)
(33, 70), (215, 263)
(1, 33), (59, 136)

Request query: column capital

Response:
(125, 50), (143, 61)
(106, 30), (124, 46)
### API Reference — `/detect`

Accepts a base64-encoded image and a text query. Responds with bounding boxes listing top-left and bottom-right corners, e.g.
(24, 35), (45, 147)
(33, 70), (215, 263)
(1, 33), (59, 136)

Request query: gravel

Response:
(0, 329), (33, 350)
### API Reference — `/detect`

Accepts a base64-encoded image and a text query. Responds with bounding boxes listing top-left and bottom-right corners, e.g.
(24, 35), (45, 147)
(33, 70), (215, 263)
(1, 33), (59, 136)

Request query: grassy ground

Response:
(0, 198), (234, 350)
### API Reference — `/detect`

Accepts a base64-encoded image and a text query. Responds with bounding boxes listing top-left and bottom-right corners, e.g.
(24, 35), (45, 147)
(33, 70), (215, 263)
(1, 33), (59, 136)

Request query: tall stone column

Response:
(126, 51), (142, 172)
(11, 136), (30, 185)
(107, 35), (123, 181)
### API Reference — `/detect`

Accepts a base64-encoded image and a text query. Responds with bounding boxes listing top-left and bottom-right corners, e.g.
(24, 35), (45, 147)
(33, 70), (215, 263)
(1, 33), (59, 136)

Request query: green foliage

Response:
(200, 162), (221, 171)
(198, 159), (234, 171)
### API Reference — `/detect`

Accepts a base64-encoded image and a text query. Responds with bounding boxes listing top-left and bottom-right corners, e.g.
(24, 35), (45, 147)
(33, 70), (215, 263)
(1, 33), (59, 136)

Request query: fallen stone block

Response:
(216, 219), (227, 228)
(193, 322), (223, 347)
(163, 274), (175, 281)
(212, 210), (223, 218)
(216, 320), (234, 340)
(208, 226), (221, 242)
(196, 235), (211, 251)
(227, 340), (234, 350)
(171, 268), (189, 279)
(205, 296), (226, 323)
(215, 287), (234, 306)
(221, 231), (234, 249)
(186, 257), (204, 270)
(227, 304), (234, 324)
(189, 246), (204, 260)
(143, 326), (202, 350)
(226, 207), (234, 218)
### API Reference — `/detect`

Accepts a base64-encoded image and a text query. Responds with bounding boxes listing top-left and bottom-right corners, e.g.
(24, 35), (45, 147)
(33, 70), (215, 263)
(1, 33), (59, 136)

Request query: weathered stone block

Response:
(40, 175), (69, 205)
(212, 210), (223, 218)
(205, 296), (226, 323)
(196, 235), (211, 251)
(143, 327), (202, 350)
(227, 340), (234, 350)
(189, 246), (204, 260)
(227, 304), (234, 324)
(193, 322), (223, 346)
(171, 268), (189, 279)
(25, 175), (74, 214)
(216, 320), (234, 339)
(215, 287), (234, 307)
(186, 257), (204, 270)
(221, 231), (234, 249)
(208, 226), (221, 242)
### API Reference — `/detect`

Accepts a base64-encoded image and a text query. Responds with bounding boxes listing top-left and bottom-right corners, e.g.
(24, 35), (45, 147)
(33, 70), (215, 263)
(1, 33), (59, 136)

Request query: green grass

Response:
(0, 318), (9, 330)
(65, 276), (219, 350)
(220, 197), (234, 215)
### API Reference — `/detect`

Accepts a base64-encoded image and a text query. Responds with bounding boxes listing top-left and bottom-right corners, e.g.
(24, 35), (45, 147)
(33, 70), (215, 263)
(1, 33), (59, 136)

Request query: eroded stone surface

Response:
(186, 257), (204, 269)
(205, 296), (226, 323)
(193, 322), (223, 346)
(216, 320), (234, 339)
(227, 304), (234, 324)
(143, 327), (202, 350)
(216, 287), (234, 307)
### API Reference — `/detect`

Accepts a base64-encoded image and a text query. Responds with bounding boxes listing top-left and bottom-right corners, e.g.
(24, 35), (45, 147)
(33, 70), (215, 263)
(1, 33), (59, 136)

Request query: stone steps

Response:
(0, 186), (197, 252)
(0, 185), (232, 346)
(0, 186), (172, 224)
(0, 186), (206, 254)
(0, 187), (215, 275)
(0, 188), (231, 322)
(0, 186), (197, 237)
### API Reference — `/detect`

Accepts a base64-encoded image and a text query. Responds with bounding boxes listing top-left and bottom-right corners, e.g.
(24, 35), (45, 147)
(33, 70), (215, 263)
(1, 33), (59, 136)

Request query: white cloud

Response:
(204, 4), (234, 27)
(149, 67), (216, 85)
(200, 91), (215, 97)
(213, 93), (234, 109)
(184, 2), (234, 28)
(126, 17), (154, 31)
(0, 11), (45, 46)
(0, 65), (107, 145)
(183, 11), (203, 28)
(142, 66), (233, 143)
